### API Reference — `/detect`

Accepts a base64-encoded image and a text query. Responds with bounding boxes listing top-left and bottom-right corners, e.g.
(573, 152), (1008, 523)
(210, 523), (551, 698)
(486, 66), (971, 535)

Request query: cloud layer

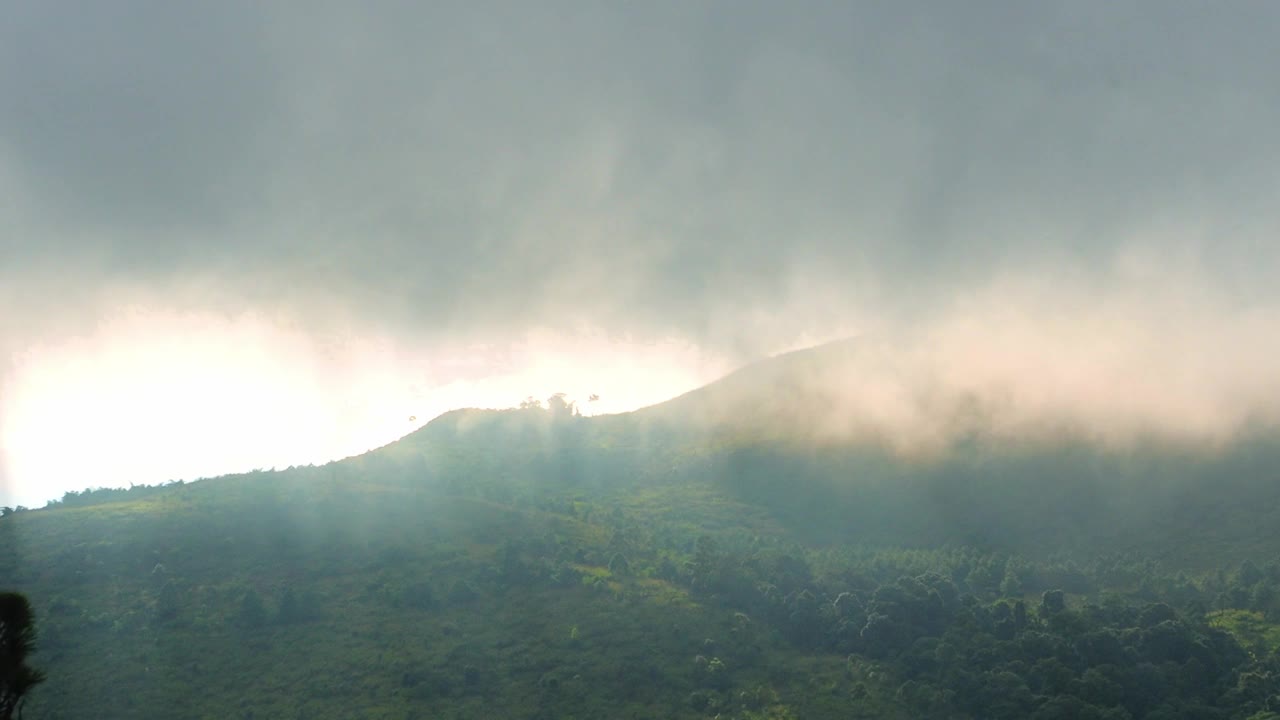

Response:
(676, 259), (1280, 454)
(3, 2), (1279, 501)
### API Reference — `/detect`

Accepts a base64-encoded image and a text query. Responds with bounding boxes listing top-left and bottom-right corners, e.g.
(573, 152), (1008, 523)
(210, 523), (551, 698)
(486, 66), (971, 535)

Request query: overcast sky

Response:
(3, 2), (1279, 506)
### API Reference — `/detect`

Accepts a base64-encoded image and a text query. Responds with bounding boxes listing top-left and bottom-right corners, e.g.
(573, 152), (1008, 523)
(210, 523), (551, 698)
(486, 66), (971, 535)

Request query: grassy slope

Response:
(7, 453), (905, 719)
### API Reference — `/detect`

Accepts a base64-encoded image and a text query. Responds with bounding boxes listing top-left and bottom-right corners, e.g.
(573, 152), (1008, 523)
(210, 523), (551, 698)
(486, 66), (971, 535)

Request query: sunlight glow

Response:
(0, 308), (726, 507)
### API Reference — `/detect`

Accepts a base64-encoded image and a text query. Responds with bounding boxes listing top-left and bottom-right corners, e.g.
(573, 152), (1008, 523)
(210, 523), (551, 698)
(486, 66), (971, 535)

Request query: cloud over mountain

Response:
(4, 2), (1279, 500)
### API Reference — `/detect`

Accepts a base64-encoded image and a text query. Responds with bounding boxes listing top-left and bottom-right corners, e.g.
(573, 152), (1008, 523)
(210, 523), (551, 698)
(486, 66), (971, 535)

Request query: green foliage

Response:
(1209, 610), (1280, 656)
(7, 400), (1280, 718)
(238, 589), (268, 628)
(0, 592), (46, 719)
(276, 586), (321, 624)
(607, 552), (631, 576)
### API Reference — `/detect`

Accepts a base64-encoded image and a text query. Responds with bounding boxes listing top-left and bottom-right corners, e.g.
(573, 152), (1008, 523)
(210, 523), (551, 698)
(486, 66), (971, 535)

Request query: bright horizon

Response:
(0, 307), (734, 508)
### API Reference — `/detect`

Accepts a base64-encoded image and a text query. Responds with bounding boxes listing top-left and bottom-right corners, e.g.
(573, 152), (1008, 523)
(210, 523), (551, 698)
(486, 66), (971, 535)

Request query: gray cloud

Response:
(3, 2), (1280, 501)
(6, 2), (1276, 332)
(0, 2), (282, 237)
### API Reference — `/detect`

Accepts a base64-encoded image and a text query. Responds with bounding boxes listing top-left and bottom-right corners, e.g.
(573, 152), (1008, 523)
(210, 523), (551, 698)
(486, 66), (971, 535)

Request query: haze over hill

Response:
(5, 2), (1280, 508)
(5, 3), (1280, 718)
(7, 307), (1280, 511)
(10, 332), (1280, 718)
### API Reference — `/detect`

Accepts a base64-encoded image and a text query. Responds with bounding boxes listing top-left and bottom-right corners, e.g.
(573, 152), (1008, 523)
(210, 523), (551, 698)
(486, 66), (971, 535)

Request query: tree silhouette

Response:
(0, 593), (45, 720)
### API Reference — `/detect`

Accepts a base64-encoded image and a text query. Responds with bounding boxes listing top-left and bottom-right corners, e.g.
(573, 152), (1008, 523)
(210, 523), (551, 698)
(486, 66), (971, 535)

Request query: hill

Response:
(6, 338), (1280, 719)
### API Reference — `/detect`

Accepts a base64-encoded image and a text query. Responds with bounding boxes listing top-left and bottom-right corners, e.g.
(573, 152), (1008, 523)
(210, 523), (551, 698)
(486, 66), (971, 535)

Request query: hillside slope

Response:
(7, 339), (1280, 718)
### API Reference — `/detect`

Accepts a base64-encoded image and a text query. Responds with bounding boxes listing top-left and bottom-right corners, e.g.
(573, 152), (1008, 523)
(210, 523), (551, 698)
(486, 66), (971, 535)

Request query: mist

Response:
(671, 260), (1280, 456)
(3, 1), (1280, 505)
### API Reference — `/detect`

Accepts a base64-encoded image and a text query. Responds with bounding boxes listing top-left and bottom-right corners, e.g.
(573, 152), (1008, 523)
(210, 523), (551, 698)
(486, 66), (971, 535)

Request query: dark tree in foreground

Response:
(0, 593), (45, 720)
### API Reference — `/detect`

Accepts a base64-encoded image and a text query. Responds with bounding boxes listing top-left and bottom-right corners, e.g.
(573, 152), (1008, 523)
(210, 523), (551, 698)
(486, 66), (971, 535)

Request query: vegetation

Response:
(6, 347), (1280, 717)
(0, 592), (46, 720)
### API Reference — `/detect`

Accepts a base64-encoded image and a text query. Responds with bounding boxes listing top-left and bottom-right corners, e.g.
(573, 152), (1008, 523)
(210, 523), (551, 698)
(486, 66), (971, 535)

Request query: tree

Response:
(238, 589), (267, 628)
(154, 580), (181, 622)
(608, 552), (631, 576)
(1041, 589), (1066, 616)
(276, 587), (302, 624)
(1237, 560), (1264, 588)
(1000, 569), (1024, 598)
(548, 394), (577, 418)
(0, 593), (46, 720)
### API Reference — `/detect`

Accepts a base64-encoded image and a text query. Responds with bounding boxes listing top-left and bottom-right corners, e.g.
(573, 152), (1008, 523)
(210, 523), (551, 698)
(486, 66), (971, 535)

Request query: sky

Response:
(2, 1), (1279, 507)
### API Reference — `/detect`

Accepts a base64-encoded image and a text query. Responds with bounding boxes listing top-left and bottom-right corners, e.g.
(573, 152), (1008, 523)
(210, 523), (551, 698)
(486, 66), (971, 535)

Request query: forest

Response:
(5, 0), (1278, 716)
(6, 353), (1280, 719)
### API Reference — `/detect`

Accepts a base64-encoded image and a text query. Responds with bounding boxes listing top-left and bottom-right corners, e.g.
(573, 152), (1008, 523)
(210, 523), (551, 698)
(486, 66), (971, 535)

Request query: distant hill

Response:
(7, 338), (1280, 718)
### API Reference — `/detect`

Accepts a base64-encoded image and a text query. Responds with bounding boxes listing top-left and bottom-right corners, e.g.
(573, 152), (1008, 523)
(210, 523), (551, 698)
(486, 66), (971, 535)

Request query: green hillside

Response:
(7, 342), (1280, 719)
